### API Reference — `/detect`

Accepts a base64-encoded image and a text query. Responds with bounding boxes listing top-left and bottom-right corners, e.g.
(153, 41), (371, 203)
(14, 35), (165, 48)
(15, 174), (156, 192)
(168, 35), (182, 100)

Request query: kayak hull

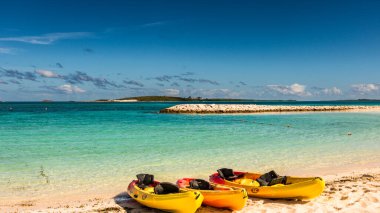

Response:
(210, 172), (325, 200)
(177, 178), (248, 210)
(127, 180), (203, 213)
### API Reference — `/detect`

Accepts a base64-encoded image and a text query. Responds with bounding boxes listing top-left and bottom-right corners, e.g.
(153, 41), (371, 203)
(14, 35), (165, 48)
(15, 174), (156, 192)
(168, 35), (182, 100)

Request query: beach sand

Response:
(2, 168), (379, 212)
(160, 104), (380, 114)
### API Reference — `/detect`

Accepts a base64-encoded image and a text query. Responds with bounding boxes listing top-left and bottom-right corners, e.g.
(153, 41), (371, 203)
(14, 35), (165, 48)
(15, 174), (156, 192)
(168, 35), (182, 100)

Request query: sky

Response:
(1, 0), (380, 101)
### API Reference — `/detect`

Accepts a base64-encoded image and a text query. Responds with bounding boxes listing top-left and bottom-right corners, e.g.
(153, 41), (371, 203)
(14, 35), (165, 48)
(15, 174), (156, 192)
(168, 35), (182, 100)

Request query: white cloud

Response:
(0, 32), (92, 45)
(57, 84), (86, 94)
(141, 21), (168, 28)
(267, 83), (311, 96)
(351, 84), (379, 94)
(290, 83), (305, 94)
(0, 47), (15, 54)
(163, 88), (180, 96)
(35, 69), (59, 78)
(322, 87), (342, 95)
(185, 88), (241, 98)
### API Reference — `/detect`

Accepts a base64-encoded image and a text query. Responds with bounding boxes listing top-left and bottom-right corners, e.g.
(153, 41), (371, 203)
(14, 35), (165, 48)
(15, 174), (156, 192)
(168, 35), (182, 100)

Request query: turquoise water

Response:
(1, 101), (380, 199)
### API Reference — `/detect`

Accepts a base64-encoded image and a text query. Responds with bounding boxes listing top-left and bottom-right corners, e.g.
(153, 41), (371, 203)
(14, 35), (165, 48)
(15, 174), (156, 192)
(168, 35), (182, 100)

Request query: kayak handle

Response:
(195, 193), (201, 200)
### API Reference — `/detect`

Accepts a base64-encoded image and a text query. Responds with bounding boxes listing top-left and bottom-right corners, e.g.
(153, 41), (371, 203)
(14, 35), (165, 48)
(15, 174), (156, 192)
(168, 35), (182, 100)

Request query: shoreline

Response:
(2, 166), (380, 212)
(160, 104), (380, 114)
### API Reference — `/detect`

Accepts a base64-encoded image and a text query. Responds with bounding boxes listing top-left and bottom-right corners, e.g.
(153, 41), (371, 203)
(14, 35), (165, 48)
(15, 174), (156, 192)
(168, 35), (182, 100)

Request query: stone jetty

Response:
(160, 104), (380, 114)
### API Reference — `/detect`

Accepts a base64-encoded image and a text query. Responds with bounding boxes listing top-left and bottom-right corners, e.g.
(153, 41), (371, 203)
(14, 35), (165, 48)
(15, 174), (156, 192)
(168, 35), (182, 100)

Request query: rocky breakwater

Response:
(160, 104), (380, 114)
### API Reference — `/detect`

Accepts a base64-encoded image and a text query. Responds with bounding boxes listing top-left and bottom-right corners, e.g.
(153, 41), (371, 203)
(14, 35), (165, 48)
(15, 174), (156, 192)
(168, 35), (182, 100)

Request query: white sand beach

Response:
(160, 104), (380, 114)
(2, 168), (379, 212)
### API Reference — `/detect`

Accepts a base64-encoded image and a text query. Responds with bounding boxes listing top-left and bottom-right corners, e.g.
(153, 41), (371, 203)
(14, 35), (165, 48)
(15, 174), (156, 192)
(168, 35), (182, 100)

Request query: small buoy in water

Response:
(45, 107), (48, 111)
(9, 107), (13, 111)
(347, 132), (352, 136)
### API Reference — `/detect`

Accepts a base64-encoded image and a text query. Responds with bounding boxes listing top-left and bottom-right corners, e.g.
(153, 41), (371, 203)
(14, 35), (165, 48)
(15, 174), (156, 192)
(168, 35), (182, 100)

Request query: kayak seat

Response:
(154, 182), (180, 194)
(269, 176), (287, 186)
(136, 174), (154, 189)
(256, 171), (287, 186)
(217, 168), (242, 181)
(189, 179), (212, 190)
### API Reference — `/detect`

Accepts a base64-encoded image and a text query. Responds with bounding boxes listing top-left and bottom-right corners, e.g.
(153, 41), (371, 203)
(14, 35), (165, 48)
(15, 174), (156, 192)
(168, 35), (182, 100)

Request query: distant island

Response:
(0, 97), (379, 103)
(94, 96), (296, 102)
(92, 96), (380, 103)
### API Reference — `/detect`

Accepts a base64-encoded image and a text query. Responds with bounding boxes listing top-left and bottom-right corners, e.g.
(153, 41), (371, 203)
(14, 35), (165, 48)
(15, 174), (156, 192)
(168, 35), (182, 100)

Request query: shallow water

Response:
(1, 101), (380, 199)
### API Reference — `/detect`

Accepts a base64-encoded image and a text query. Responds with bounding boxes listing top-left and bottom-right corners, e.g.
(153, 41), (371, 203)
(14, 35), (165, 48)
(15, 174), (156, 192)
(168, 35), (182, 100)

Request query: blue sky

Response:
(1, 0), (380, 101)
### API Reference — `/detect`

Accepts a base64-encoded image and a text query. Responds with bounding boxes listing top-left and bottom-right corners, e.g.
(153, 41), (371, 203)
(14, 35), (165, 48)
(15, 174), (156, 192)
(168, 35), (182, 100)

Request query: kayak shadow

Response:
(250, 197), (310, 205)
(197, 206), (232, 213)
(113, 192), (232, 213)
(113, 191), (164, 212)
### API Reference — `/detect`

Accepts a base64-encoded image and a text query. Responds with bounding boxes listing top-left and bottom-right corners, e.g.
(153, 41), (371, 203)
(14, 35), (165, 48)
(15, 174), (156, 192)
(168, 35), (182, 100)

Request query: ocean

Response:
(1, 101), (380, 200)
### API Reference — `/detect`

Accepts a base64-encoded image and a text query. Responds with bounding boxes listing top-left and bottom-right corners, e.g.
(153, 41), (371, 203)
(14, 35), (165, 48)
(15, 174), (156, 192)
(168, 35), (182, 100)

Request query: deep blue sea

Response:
(1, 101), (380, 200)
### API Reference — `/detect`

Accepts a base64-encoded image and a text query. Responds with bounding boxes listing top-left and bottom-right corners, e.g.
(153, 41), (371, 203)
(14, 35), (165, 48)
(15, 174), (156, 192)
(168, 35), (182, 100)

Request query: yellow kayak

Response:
(127, 174), (203, 213)
(210, 168), (325, 200)
(177, 178), (248, 210)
